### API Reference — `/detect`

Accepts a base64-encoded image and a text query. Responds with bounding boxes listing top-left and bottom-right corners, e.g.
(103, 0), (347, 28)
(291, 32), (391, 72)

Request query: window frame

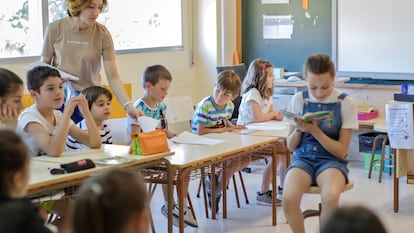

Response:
(0, 0), (184, 63)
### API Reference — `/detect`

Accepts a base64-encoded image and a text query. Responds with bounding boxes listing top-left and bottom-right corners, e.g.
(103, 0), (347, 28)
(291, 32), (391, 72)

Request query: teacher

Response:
(41, 0), (139, 123)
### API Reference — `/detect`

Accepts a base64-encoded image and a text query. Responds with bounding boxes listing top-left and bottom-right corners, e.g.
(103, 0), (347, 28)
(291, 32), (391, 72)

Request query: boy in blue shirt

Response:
(126, 64), (197, 228)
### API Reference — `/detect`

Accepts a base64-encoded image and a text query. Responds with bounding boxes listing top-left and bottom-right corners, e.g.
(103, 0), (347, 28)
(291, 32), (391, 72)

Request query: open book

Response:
(282, 109), (333, 123)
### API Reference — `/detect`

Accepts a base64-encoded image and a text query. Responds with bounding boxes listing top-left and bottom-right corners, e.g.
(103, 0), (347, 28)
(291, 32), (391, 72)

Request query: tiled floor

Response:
(149, 160), (414, 233)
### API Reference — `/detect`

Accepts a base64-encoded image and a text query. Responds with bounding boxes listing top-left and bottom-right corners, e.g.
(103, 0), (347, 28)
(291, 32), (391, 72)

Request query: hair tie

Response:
(261, 63), (267, 72)
(90, 182), (103, 196)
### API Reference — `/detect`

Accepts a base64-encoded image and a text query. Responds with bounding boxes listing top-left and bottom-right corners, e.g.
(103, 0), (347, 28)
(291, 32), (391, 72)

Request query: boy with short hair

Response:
(191, 69), (249, 212)
(16, 66), (101, 157)
(126, 64), (197, 228)
(66, 85), (113, 151)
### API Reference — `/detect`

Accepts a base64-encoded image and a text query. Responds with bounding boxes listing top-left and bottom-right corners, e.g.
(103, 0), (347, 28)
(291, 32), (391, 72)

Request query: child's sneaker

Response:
(256, 191), (282, 206)
(161, 204), (187, 228)
(277, 185), (283, 202)
(183, 206), (198, 228)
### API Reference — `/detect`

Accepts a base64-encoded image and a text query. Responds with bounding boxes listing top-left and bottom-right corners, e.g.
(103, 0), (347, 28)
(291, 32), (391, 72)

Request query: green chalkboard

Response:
(242, 0), (332, 72)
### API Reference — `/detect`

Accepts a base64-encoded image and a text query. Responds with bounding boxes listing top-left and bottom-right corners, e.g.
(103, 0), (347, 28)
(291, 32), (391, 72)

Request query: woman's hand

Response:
(125, 103), (144, 122)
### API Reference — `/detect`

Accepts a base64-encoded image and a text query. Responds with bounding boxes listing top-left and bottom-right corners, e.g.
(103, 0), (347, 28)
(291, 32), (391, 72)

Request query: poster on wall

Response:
(262, 0), (289, 4)
(263, 15), (293, 39)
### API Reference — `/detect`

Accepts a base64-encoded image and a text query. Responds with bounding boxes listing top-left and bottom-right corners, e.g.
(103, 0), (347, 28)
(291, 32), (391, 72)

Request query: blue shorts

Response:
(287, 157), (349, 185)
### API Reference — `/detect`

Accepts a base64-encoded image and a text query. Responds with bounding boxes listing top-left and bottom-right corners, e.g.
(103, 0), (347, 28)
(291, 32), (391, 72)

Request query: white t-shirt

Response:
(16, 105), (75, 156)
(237, 88), (273, 125)
(287, 89), (358, 130)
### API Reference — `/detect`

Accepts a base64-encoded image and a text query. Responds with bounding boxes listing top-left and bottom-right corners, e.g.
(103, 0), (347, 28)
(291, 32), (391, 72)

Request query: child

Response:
(320, 206), (388, 233)
(237, 59), (285, 206)
(16, 66), (101, 157)
(73, 169), (149, 233)
(0, 129), (55, 233)
(283, 54), (358, 233)
(192, 69), (250, 212)
(126, 64), (197, 228)
(0, 68), (24, 130)
(66, 86), (113, 150)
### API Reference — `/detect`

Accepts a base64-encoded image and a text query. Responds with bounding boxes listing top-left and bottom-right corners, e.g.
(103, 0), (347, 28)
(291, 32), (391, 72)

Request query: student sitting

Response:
(0, 68), (25, 130)
(73, 169), (149, 233)
(192, 69), (250, 212)
(16, 66), (101, 156)
(0, 129), (56, 233)
(320, 205), (388, 233)
(237, 59), (285, 206)
(126, 64), (197, 228)
(66, 86), (113, 150)
(283, 54), (358, 233)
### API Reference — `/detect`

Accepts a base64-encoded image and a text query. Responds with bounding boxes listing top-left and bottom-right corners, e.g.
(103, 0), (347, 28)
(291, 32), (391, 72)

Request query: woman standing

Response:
(41, 0), (139, 123)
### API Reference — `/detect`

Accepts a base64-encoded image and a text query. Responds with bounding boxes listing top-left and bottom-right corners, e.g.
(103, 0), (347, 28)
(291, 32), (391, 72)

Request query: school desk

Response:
(163, 132), (281, 233)
(29, 144), (174, 233)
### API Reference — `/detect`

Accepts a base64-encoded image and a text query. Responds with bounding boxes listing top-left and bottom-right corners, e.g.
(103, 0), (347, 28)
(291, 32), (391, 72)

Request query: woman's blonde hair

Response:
(66, 0), (108, 17)
(241, 59), (274, 100)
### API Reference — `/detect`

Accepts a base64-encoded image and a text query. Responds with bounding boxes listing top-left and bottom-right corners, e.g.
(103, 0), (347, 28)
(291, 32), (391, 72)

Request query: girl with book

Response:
(283, 54), (358, 233)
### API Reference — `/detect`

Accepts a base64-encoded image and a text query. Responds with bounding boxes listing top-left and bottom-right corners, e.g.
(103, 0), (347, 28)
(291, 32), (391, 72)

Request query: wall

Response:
(241, 0), (332, 71)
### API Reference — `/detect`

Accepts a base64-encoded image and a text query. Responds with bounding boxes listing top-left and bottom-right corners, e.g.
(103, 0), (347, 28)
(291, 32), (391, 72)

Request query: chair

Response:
(368, 133), (394, 183)
(302, 180), (354, 223)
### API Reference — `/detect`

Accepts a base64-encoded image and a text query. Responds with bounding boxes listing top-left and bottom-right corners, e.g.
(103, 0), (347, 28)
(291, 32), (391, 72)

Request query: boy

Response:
(66, 86), (113, 151)
(126, 64), (197, 228)
(191, 69), (249, 212)
(17, 66), (101, 157)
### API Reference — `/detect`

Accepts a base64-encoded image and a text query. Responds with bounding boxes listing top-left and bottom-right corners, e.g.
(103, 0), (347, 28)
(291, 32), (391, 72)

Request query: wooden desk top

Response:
(29, 144), (173, 193)
(167, 132), (278, 168)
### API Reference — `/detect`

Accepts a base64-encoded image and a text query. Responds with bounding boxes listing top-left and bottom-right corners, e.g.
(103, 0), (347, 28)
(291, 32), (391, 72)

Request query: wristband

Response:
(123, 101), (133, 110)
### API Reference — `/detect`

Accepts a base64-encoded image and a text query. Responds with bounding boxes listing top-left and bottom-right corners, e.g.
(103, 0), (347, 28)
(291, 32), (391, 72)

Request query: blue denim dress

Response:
(288, 90), (349, 185)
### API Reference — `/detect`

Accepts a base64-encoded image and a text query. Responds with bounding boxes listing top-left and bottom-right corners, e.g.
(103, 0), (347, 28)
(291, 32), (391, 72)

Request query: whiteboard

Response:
(333, 0), (414, 80)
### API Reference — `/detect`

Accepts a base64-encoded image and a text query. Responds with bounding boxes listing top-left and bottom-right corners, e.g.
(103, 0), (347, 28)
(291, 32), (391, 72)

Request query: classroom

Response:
(1, 0), (414, 233)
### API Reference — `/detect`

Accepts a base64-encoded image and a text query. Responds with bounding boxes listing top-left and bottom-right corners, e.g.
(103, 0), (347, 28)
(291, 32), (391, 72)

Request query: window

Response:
(0, 0), (183, 61)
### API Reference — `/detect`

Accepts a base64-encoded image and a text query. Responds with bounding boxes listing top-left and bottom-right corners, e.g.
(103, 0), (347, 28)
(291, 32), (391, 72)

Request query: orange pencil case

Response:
(129, 130), (170, 155)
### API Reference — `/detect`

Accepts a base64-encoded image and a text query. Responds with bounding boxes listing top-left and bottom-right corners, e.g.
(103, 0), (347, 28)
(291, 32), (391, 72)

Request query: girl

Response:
(0, 68), (24, 129)
(73, 169), (149, 233)
(66, 85), (113, 150)
(283, 54), (358, 233)
(237, 59), (285, 206)
(0, 129), (55, 233)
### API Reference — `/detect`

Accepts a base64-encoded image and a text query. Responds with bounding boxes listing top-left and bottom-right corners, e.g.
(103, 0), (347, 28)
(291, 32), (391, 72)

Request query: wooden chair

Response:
(302, 180), (354, 223)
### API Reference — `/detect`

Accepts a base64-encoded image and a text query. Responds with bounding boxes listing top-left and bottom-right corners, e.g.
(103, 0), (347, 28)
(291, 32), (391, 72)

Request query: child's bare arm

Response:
(248, 100), (282, 122)
(69, 96), (101, 149)
(197, 124), (231, 135)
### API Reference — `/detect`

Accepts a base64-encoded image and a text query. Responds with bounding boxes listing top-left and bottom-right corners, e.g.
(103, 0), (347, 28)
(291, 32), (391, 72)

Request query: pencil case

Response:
(60, 159), (96, 173)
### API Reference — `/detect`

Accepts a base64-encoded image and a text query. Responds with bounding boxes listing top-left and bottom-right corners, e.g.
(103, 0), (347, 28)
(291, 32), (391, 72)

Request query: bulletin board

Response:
(241, 0), (332, 72)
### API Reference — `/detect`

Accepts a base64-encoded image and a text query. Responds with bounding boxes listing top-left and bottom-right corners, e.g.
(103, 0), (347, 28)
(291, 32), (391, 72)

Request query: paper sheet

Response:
(137, 116), (160, 132)
(386, 102), (414, 149)
(21, 61), (80, 81)
(171, 131), (225, 145)
(246, 120), (289, 131)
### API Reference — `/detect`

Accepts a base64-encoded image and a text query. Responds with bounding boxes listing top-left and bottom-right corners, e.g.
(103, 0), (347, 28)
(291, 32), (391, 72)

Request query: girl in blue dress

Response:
(283, 54), (358, 233)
